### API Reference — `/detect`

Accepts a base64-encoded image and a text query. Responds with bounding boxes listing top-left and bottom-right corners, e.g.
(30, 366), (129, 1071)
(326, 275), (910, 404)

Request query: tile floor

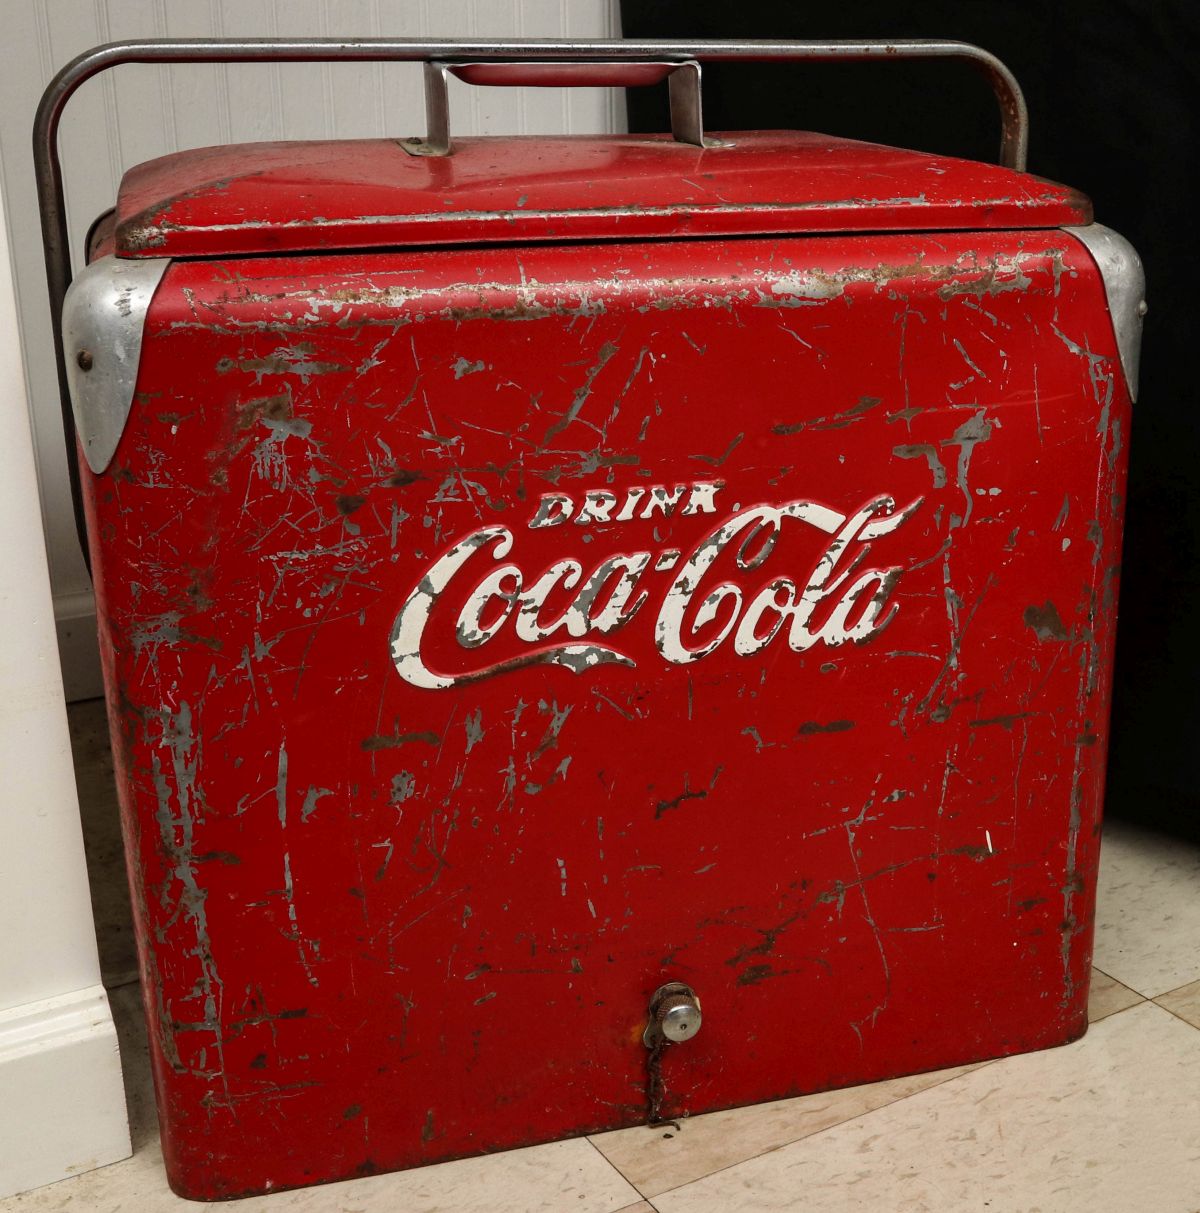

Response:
(5, 699), (1199, 1212)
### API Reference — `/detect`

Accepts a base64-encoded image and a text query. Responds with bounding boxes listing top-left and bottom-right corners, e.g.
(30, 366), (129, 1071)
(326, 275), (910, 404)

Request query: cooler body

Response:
(67, 132), (1136, 1199)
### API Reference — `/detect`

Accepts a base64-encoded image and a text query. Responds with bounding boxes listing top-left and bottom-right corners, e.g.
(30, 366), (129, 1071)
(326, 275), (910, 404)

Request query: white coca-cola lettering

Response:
(529, 480), (724, 529)
(529, 494), (573, 528)
(389, 490), (922, 690)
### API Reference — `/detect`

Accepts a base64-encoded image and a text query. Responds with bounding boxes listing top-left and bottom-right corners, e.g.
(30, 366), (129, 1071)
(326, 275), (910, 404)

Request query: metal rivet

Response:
(76, 349), (94, 371)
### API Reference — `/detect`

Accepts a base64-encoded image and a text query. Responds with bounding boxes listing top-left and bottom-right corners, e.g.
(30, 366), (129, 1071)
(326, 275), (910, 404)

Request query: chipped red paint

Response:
(83, 133), (1127, 1201)
(112, 132), (1090, 258)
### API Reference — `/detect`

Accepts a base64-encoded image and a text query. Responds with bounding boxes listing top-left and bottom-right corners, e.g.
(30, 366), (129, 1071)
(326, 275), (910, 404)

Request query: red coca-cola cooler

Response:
(38, 37), (1142, 1200)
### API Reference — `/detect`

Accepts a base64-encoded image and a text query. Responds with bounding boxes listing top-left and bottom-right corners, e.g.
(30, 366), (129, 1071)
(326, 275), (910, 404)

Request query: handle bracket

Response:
(400, 58), (720, 156)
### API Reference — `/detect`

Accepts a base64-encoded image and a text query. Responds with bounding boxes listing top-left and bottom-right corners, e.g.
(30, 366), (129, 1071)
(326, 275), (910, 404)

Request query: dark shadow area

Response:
(69, 697), (138, 986)
(622, 1), (1198, 840)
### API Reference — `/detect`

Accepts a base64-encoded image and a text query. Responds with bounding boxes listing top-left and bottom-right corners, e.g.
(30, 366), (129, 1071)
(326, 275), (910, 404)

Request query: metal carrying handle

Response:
(33, 37), (1028, 566)
(405, 59), (714, 155)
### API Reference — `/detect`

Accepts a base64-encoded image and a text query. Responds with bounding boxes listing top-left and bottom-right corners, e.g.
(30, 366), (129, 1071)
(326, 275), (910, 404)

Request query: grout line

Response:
(631, 1059), (1003, 1204)
(1088, 968), (1147, 1022)
(581, 1135), (646, 1206)
(1089, 1000), (1148, 1025)
(1150, 989), (1200, 1032)
(1091, 964), (1130, 986)
(1089, 997), (1147, 1023)
(1092, 960), (1164, 999)
(1153, 1002), (1200, 1031)
(1091, 965), (1167, 1004)
(1148, 976), (1200, 1001)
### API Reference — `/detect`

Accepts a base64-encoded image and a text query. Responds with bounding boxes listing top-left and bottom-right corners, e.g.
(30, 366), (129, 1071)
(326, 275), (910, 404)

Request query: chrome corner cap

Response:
(62, 253), (170, 473)
(1062, 223), (1146, 402)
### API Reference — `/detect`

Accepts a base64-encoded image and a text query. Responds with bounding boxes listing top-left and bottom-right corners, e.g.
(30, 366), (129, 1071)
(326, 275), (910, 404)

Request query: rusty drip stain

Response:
(645, 1037), (679, 1129)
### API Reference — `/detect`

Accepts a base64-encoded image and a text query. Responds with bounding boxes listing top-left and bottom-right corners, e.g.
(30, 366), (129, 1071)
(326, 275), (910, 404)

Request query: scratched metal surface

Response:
(83, 227), (1128, 1199)
(110, 132), (1091, 257)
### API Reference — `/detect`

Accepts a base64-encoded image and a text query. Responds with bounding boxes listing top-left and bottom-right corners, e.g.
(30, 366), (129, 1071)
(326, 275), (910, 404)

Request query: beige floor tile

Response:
(1155, 979), (1200, 1030)
(1088, 966), (1145, 1022)
(652, 1002), (1200, 1213)
(590, 1060), (982, 1199)
(69, 698), (138, 987)
(1093, 821), (1200, 997)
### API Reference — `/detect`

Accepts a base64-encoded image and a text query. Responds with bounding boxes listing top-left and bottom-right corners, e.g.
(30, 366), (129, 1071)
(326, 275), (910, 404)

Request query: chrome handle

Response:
(404, 59), (713, 156)
(450, 60), (681, 86)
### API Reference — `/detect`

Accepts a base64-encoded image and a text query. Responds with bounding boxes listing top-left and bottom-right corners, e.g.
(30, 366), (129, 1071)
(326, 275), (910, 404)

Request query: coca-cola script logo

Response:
(390, 481), (922, 689)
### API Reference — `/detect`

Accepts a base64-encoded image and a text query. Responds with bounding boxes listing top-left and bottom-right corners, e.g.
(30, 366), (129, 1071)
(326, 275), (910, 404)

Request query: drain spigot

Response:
(643, 981), (702, 1047)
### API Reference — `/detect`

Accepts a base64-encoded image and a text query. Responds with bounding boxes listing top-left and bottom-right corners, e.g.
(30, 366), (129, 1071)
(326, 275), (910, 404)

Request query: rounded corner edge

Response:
(61, 254), (171, 475)
(1061, 222), (1146, 403)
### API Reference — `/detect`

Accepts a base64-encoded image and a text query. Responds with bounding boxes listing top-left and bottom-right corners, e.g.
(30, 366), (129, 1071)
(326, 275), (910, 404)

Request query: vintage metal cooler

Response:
(38, 37), (1143, 1200)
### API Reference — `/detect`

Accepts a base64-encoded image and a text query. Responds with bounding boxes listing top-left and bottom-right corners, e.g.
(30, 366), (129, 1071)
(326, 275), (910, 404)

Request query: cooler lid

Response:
(114, 132), (1091, 259)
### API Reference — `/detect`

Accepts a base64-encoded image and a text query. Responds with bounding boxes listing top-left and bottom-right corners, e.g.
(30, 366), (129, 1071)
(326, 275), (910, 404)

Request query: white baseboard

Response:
(54, 590), (103, 703)
(0, 984), (131, 1198)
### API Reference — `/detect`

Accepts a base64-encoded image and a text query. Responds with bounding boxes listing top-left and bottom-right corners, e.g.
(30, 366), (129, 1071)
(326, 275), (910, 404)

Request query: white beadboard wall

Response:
(0, 0), (626, 700)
